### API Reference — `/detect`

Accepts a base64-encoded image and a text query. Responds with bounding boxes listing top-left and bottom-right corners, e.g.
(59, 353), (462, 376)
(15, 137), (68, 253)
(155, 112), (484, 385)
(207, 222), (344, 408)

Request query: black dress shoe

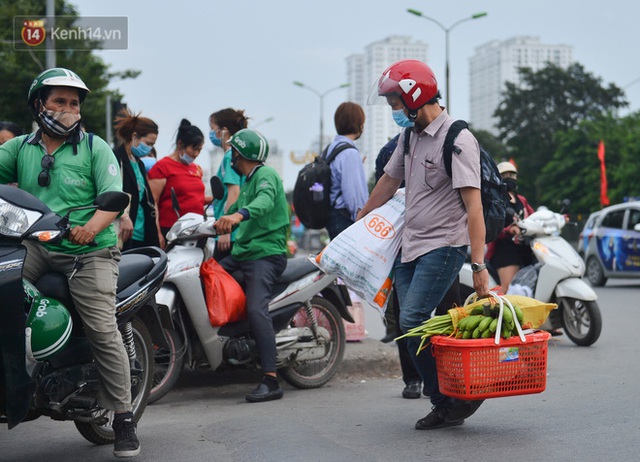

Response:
(402, 381), (422, 399)
(245, 382), (284, 403)
(380, 333), (396, 343)
(445, 399), (484, 422)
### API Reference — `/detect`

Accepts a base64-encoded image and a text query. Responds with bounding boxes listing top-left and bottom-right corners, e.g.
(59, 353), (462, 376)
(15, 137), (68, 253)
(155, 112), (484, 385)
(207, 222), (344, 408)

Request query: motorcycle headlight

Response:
(0, 199), (43, 237)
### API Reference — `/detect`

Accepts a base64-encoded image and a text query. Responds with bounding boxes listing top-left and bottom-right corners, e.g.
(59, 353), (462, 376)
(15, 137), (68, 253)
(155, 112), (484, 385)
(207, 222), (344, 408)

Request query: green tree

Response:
(0, 0), (133, 139)
(538, 112), (640, 214)
(471, 128), (508, 162)
(494, 62), (627, 203)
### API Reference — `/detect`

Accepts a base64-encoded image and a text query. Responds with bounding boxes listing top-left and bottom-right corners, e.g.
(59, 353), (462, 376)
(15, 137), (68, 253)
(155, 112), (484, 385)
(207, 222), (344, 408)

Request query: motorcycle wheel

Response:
(148, 328), (184, 404)
(585, 256), (608, 287)
(279, 296), (345, 389)
(558, 297), (602, 346)
(74, 317), (154, 444)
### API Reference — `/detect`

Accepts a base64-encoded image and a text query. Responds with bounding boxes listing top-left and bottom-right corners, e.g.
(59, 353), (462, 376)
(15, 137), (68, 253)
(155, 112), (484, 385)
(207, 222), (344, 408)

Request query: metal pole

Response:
(46, 0), (55, 68)
(105, 94), (113, 147)
(406, 10), (487, 115)
(445, 29), (450, 113)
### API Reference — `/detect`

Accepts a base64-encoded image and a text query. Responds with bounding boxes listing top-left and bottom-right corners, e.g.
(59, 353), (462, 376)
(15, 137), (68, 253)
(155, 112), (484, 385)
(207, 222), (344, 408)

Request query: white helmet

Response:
(497, 161), (517, 175)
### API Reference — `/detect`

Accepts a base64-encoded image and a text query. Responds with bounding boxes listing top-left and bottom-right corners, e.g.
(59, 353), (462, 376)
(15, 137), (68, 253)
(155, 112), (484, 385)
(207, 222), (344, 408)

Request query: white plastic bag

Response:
(313, 189), (405, 314)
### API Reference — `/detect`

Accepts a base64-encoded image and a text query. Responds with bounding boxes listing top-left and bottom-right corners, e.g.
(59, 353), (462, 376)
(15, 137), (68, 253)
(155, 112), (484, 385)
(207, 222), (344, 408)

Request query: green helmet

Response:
(228, 128), (269, 162)
(27, 67), (90, 108)
(26, 295), (73, 361)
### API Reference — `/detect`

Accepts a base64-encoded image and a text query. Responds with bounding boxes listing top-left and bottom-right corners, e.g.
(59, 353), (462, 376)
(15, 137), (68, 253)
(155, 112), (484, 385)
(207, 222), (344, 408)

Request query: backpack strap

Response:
(323, 142), (353, 165)
(442, 120), (469, 178)
(402, 127), (411, 156)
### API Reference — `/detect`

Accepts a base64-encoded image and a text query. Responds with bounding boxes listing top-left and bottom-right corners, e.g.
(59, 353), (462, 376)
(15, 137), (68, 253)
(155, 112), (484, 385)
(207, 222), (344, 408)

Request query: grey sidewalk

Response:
(336, 338), (401, 380)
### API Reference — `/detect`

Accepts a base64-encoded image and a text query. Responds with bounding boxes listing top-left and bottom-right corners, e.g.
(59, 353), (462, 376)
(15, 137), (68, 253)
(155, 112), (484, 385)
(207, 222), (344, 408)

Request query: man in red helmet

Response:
(359, 59), (489, 430)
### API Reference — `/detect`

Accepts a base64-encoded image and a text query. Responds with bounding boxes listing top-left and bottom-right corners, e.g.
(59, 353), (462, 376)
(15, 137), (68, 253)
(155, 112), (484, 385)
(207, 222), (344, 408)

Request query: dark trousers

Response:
(327, 208), (353, 240)
(393, 276), (462, 386)
(218, 254), (287, 373)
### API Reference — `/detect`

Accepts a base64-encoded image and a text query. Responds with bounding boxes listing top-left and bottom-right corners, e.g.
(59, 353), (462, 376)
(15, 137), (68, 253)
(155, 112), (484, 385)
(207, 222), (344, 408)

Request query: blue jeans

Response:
(326, 208), (353, 241)
(394, 246), (467, 407)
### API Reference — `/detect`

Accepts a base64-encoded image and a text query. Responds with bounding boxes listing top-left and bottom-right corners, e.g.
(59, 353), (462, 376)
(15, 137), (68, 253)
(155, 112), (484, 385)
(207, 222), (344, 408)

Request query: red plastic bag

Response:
(200, 258), (246, 326)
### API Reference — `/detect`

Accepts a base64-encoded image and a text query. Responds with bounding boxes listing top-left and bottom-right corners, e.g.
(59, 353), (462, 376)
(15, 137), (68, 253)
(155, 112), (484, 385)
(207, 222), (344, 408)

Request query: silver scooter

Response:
(148, 178), (353, 403)
(459, 206), (602, 346)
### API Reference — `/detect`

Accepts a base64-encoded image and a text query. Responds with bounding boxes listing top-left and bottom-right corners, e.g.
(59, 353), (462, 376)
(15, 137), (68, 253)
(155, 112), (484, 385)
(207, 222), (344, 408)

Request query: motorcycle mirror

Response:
(210, 176), (225, 201)
(170, 187), (181, 219)
(93, 191), (130, 213)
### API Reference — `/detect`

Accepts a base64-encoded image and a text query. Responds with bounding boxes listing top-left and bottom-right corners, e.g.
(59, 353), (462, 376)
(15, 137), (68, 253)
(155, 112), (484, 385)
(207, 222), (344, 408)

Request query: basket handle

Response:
(490, 291), (526, 345)
(463, 290), (526, 345)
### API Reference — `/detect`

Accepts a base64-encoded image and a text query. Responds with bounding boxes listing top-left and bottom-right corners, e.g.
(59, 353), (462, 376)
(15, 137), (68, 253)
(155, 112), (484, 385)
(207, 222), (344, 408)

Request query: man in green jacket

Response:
(0, 68), (140, 458)
(214, 128), (289, 402)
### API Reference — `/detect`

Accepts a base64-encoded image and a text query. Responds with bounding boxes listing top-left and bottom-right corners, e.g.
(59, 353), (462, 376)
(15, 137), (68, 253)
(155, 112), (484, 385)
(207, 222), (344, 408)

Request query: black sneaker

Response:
(415, 406), (464, 430)
(113, 416), (140, 458)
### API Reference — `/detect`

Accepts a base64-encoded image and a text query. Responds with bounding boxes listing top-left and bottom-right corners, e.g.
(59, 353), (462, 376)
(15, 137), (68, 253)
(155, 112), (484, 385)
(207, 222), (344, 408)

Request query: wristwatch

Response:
(471, 262), (487, 273)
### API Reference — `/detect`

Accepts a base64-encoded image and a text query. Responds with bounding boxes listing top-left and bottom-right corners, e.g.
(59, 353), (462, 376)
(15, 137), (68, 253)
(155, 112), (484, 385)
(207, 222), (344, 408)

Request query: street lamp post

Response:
(293, 81), (350, 152)
(407, 9), (487, 114)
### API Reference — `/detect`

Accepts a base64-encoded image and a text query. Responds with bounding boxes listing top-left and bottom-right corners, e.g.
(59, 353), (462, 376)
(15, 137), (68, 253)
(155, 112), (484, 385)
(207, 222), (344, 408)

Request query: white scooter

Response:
(148, 178), (353, 403)
(459, 206), (602, 346)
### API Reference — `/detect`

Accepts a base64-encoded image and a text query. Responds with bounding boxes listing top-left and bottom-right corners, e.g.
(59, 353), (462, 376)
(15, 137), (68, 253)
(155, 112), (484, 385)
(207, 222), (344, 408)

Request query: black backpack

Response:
(292, 142), (351, 230)
(441, 120), (508, 243)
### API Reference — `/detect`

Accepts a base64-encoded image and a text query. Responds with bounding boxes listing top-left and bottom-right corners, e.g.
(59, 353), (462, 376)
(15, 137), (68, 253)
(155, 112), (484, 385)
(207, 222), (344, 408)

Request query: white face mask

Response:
(39, 108), (81, 137)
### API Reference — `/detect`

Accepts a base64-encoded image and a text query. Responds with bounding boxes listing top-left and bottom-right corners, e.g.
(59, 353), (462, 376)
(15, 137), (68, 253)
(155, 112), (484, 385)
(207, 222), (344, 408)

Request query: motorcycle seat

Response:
(276, 257), (318, 284)
(117, 254), (155, 290)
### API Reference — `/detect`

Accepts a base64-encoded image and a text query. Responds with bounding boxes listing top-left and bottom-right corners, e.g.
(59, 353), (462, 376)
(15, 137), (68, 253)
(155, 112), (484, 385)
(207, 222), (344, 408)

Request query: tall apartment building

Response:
(469, 36), (573, 134)
(346, 36), (428, 179)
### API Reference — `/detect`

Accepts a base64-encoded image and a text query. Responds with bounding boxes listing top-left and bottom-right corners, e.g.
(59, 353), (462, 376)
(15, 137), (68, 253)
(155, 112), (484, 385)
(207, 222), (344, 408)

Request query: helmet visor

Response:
(366, 73), (404, 109)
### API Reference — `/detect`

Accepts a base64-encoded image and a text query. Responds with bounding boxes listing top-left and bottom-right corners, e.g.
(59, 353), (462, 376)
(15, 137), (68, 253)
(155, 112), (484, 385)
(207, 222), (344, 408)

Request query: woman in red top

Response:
(148, 119), (210, 244)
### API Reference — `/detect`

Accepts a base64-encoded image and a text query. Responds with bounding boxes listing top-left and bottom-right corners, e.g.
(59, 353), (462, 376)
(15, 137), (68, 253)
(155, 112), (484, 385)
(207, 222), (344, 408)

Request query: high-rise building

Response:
(346, 35), (428, 179)
(469, 36), (573, 134)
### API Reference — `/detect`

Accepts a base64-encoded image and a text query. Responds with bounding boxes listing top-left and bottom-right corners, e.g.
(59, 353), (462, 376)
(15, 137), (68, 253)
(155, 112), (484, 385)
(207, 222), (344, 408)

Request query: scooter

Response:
(459, 206), (602, 346)
(148, 177), (353, 404)
(0, 184), (167, 445)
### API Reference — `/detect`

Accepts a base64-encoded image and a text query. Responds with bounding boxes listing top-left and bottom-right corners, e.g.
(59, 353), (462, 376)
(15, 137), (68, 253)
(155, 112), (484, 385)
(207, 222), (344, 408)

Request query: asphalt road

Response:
(2, 280), (640, 461)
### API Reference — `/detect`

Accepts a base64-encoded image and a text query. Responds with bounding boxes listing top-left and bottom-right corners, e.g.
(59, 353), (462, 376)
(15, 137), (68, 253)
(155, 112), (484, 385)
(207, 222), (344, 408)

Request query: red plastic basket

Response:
(430, 331), (551, 400)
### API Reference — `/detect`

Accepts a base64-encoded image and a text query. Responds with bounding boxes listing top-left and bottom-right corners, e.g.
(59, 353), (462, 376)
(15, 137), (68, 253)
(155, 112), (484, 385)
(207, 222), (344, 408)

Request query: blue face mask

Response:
(131, 141), (152, 158)
(392, 109), (415, 128)
(180, 152), (195, 165)
(140, 156), (156, 172)
(209, 130), (222, 147)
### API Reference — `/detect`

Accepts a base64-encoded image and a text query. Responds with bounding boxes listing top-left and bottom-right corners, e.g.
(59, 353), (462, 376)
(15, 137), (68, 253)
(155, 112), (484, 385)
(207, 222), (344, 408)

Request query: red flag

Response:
(598, 140), (610, 207)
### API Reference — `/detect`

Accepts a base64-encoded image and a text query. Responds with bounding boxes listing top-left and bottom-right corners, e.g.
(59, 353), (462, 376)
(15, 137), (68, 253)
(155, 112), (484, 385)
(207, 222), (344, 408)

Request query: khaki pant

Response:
(22, 242), (132, 412)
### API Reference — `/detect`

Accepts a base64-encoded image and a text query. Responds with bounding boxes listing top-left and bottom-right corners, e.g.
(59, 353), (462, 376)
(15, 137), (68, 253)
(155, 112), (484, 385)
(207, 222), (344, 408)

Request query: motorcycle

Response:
(459, 205), (602, 346)
(0, 184), (167, 445)
(148, 177), (353, 404)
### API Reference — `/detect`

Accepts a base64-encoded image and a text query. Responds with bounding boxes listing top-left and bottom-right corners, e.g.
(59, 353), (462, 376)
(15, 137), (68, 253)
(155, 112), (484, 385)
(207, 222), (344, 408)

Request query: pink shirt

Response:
(385, 109), (481, 263)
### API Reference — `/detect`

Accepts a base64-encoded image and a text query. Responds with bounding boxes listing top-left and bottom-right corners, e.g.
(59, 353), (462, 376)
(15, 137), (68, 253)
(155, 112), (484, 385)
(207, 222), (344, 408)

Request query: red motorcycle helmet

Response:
(376, 60), (439, 113)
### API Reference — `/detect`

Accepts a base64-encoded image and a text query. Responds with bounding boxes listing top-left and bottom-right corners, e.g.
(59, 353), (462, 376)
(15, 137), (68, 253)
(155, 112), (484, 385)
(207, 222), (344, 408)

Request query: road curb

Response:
(335, 338), (401, 380)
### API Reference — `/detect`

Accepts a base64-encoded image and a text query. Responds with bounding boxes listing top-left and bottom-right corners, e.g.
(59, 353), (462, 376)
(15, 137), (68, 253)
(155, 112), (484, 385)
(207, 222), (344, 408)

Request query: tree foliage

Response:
(538, 112), (640, 214)
(0, 0), (132, 139)
(494, 62), (627, 203)
(471, 128), (509, 162)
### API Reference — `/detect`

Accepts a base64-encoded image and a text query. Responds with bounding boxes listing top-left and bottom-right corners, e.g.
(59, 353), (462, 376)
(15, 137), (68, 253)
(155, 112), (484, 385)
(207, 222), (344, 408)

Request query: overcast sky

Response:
(70, 0), (640, 188)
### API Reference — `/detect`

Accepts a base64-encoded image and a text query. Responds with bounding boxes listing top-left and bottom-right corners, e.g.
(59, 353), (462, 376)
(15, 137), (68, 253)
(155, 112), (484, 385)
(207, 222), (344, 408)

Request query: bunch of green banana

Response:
(455, 302), (524, 340)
